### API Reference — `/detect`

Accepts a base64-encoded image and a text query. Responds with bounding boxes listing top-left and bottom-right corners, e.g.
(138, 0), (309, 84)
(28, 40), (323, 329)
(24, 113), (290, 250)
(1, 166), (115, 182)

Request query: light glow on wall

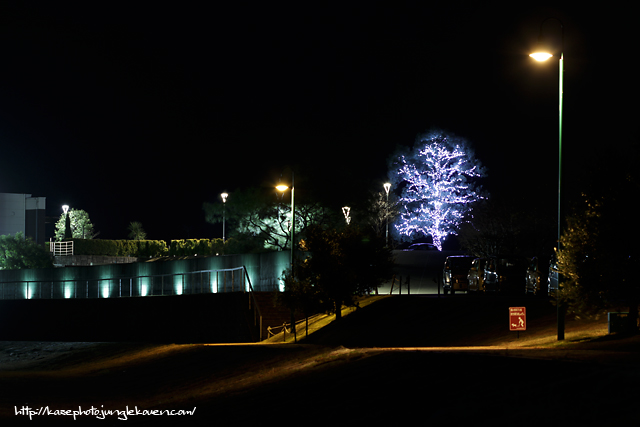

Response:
(174, 275), (183, 295)
(64, 283), (73, 299)
(140, 278), (149, 297)
(24, 283), (33, 299)
(210, 273), (218, 293)
(101, 281), (110, 298)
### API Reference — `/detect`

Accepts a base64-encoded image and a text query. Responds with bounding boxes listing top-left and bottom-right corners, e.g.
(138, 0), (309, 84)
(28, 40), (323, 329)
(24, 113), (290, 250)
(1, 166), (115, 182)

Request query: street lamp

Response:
(530, 17), (565, 340)
(276, 173), (296, 342)
(275, 172), (295, 268)
(62, 204), (72, 239)
(342, 206), (351, 225)
(221, 193), (228, 242)
(383, 183), (391, 246)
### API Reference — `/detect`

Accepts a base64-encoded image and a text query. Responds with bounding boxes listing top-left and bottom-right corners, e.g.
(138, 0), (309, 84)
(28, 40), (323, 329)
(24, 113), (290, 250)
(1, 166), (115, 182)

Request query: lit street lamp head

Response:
(275, 185), (289, 192)
(530, 51), (553, 61)
(62, 205), (69, 214)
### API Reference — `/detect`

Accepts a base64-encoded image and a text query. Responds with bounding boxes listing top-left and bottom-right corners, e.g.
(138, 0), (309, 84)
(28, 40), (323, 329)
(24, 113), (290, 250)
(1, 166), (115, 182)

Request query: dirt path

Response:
(2, 296), (639, 424)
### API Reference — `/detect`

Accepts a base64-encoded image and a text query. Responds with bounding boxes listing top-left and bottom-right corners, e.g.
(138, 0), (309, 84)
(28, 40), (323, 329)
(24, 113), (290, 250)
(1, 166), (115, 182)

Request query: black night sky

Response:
(0, 2), (636, 241)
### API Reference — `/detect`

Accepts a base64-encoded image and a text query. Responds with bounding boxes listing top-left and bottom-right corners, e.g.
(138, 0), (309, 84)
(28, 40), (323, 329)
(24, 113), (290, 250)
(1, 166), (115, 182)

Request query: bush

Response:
(71, 239), (168, 257)
(169, 239), (213, 257)
(0, 233), (54, 270)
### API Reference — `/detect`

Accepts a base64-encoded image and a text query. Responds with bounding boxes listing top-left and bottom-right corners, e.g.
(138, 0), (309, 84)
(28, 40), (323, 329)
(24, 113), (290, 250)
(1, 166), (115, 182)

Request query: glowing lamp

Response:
(275, 185), (289, 192)
(530, 52), (553, 61)
(62, 205), (69, 214)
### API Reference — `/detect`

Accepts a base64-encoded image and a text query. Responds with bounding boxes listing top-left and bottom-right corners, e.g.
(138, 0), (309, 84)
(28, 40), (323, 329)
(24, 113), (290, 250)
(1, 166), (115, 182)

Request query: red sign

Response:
(509, 307), (526, 331)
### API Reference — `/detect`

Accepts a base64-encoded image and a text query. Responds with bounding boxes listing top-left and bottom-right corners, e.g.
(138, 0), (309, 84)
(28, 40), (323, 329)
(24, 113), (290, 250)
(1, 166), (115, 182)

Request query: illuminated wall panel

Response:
(100, 280), (110, 298)
(0, 251), (292, 300)
(140, 277), (150, 297)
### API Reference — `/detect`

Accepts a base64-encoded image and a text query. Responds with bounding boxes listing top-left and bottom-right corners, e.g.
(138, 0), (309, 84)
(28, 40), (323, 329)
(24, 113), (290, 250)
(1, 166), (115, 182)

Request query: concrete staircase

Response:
(249, 292), (307, 341)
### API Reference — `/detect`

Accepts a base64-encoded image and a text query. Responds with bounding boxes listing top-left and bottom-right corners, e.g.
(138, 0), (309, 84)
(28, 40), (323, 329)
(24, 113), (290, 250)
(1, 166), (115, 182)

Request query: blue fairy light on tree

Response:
(388, 129), (487, 251)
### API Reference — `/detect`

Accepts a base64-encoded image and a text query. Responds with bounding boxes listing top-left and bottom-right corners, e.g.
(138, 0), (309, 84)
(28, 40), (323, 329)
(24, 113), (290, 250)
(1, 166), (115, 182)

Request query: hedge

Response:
(69, 239), (168, 257)
(59, 238), (231, 257)
(51, 238), (259, 258)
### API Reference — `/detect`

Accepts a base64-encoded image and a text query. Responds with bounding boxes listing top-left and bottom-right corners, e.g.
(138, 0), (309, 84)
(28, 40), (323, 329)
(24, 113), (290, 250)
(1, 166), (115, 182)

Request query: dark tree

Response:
(557, 142), (640, 332)
(365, 190), (400, 242)
(458, 198), (555, 258)
(558, 191), (640, 332)
(0, 233), (54, 270)
(203, 187), (338, 251)
(293, 225), (395, 320)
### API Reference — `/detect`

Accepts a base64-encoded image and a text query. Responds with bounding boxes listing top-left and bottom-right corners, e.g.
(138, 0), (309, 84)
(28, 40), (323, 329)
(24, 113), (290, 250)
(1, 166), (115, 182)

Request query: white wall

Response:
(0, 193), (29, 236)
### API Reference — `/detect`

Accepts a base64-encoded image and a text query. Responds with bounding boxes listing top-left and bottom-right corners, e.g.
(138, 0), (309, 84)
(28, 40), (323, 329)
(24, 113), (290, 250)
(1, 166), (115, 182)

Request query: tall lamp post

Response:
(530, 17), (565, 340)
(62, 205), (71, 239)
(276, 173), (296, 342)
(275, 172), (295, 269)
(221, 193), (228, 242)
(383, 183), (391, 246)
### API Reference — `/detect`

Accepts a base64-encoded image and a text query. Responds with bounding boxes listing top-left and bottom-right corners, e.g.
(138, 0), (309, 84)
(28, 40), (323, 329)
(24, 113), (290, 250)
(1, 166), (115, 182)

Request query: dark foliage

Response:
(283, 225), (395, 320)
(0, 233), (54, 270)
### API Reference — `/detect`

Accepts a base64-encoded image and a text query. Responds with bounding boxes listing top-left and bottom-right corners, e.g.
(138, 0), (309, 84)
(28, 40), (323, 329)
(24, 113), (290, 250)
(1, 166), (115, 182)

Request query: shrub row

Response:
(168, 239), (225, 257)
(49, 238), (267, 258)
(70, 239), (169, 257)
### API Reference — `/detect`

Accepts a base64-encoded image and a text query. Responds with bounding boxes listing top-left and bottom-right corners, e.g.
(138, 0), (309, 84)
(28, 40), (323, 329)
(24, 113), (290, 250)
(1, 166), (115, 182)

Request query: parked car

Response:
(525, 256), (548, 296)
(443, 255), (475, 295)
(483, 256), (526, 294)
(467, 258), (488, 293)
(406, 243), (437, 251)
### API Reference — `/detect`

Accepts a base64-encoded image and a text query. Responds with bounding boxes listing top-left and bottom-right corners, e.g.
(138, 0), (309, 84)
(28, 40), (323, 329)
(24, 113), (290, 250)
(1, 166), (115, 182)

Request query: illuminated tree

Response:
(54, 209), (98, 240)
(389, 130), (486, 250)
(203, 187), (337, 251)
(0, 233), (53, 270)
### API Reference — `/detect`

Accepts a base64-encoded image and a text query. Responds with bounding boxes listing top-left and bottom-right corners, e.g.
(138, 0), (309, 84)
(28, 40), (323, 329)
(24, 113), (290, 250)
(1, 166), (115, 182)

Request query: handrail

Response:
(51, 240), (74, 256)
(243, 265), (263, 341)
(0, 265), (266, 341)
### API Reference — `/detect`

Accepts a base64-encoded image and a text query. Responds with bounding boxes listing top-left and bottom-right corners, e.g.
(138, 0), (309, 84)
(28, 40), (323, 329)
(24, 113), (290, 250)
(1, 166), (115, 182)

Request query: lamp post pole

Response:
(384, 183), (391, 246)
(530, 17), (564, 340)
(276, 172), (295, 342)
(221, 193), (228, 243)
(62, 205), (71, 240)
(276, 172), (295, 268)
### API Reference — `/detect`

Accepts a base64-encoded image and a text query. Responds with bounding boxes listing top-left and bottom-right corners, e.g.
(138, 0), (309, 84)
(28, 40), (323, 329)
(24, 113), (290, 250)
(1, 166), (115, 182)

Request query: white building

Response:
(0, 193), (47, 245)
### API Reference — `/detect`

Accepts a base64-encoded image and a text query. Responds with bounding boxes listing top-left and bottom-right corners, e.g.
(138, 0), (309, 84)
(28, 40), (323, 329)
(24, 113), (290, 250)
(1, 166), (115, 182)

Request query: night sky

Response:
(0, 2), (636, 241)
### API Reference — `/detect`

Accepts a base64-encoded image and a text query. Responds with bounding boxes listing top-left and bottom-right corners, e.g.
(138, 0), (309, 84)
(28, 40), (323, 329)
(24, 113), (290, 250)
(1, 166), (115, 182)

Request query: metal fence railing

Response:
(0, 267), (256, 300)
(50, 240), (74, 256)
(1, 266), (264, 340)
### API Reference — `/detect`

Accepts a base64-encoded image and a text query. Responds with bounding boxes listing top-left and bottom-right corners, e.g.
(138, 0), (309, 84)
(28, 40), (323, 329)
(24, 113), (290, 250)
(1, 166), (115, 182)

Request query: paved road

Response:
(378, 249), (467, 295)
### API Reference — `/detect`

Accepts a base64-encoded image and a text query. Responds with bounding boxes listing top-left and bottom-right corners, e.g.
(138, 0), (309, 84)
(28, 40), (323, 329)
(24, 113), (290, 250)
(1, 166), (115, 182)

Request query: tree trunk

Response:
(335, 298), (342, 321)
(626, 298), (639, 334)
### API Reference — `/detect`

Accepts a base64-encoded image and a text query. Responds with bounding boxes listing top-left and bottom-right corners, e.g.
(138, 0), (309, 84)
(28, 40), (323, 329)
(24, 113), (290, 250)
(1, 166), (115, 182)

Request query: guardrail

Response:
(0, 266), (264, 340)
(0, 267), (257, 299)
(50, 240), (74, 256)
